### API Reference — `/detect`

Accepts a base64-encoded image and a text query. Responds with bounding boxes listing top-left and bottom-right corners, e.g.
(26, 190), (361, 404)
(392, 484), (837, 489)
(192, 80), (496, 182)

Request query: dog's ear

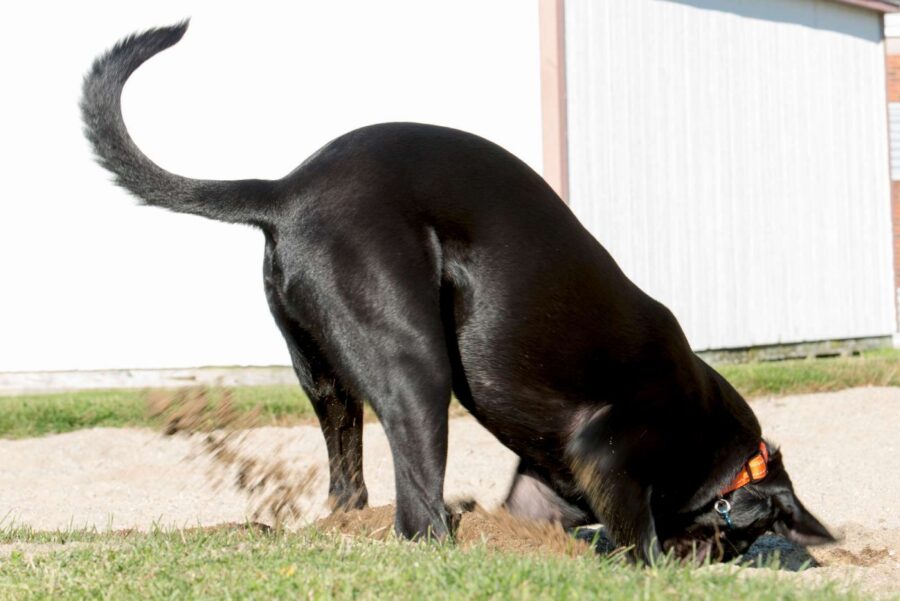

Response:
(772, 490), (836, 546)
(758, 445), (837, 546)
(755, 448), (836, 546)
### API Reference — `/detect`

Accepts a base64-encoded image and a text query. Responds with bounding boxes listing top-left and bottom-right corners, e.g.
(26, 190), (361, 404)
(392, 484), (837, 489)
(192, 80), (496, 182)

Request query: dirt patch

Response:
(819, 546), (890, 567)
(455, 508), (593, 557)
(314, 503), (592, 557)
(803, 524), (899, 570)
(314, 505), (396, 539)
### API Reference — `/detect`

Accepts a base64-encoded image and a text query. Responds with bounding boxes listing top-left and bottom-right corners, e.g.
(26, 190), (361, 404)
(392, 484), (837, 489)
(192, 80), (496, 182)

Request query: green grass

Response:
(717, 348), (900, 398)
(0, 386), (315, 439)
(1, 349), (898, 439)
(0, 526), (858, 600)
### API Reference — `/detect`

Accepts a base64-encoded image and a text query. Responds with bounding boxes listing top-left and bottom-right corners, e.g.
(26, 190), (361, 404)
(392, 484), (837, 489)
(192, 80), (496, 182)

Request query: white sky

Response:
(0, 1), (542, 371)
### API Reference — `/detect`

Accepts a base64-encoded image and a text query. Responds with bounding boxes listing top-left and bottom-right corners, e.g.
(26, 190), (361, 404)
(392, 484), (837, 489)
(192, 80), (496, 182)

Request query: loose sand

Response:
(1, 387), (898, 596)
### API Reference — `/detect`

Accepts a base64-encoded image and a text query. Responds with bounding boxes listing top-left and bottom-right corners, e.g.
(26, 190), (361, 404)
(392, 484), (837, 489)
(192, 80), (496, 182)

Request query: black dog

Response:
(82, 22), (834, 562)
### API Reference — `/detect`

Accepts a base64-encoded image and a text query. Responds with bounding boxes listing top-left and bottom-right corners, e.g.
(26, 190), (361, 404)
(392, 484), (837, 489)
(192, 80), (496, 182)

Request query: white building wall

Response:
(564, 0), (895, 350)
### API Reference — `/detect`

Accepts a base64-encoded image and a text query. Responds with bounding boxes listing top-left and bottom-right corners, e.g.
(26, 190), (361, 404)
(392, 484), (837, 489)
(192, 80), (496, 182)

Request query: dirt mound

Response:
(314, 505), (396, 538)
(313, 504), (592, 557)
(456, 507), (593, 556)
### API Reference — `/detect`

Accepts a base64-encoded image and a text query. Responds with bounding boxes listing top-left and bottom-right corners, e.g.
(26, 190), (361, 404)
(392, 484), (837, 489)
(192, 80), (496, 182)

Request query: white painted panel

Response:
(565, 0), (895, 350)
(886, 12), (900, 37)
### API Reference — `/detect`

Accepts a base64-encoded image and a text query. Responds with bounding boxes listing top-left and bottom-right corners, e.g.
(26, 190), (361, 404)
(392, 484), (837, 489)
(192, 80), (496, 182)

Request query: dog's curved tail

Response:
(80, 21), (275, 227)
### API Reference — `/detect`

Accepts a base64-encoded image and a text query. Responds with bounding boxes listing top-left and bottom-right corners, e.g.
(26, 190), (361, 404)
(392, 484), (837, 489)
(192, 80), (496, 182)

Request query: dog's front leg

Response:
(588, 477), (663, 564)
(567, 407), (664, 564)
(503, 460), (594, 529)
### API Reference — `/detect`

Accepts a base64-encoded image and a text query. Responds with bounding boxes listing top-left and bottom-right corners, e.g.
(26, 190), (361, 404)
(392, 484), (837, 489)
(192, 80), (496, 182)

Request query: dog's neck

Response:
(675, 361), (767, 513)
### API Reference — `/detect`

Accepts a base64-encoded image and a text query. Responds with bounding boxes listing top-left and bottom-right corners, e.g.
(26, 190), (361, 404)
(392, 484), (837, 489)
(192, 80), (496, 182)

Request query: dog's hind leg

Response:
(265, 262), (367, 512)
(310, 249), (453, 539)
(304, 367), (368, 511)
(315, 306), (452, 539)
(269, 227), (453, 540)
(371, 360), (452, 540)
(332, 286), (452, 539)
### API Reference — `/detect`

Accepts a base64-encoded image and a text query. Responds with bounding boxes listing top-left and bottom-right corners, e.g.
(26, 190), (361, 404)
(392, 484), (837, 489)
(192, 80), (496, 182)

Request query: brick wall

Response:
(888, 50), (900, 329)
(887, 54), (900, 102)
(894, 181), (900, 293)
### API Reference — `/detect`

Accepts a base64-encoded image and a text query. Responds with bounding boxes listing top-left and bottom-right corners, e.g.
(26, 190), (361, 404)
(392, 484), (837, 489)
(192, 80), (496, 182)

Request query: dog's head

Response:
(568, 405), (834, 564)
(660, 445), (835, 562)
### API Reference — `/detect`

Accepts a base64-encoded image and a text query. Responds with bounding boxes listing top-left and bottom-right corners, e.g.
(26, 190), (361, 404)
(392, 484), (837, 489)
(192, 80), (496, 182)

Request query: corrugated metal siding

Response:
(890, 103), (900, 179)
(564, 0), (895, 350)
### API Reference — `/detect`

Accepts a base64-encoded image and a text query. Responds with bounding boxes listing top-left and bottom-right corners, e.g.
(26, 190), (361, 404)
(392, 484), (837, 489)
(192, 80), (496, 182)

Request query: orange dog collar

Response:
(720, 442), (769, 495)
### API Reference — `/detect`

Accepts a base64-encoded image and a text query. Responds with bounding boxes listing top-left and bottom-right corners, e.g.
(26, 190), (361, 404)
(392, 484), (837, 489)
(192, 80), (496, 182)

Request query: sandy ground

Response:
(1, 387), (899, 596)
(0, 366), (296, 396)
